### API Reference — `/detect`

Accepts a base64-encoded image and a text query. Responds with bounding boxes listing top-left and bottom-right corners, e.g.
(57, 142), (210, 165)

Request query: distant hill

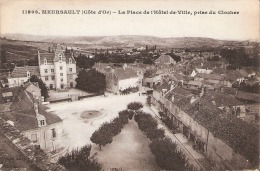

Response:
(2, 33), (243, 49)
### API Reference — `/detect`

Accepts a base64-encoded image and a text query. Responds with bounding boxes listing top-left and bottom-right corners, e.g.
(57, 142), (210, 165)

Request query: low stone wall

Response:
(0, 118), (66, 171)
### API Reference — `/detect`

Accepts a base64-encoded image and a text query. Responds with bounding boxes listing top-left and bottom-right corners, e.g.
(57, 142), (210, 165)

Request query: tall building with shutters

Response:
(8, 45), (77, 90)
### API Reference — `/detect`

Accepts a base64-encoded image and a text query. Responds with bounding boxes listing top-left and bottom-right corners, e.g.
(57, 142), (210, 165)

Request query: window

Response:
(51, 69), (54, 73)
(40, 120), (45, 126)
(60, 66), (63, 70)
(31, 134), (37, 143)
(61, 78), (63, 82)
(59, 54), (62, 62)
(51, 76), (55, 80)
(51, 128), (56, 138)
(60, 73), (63, 76)
(44, 69), (48, 73)
(69, 68), (72, 72)
(45, 76), (48, 81)
(44, 58), (47, 65)
(69, 58), (72, 64)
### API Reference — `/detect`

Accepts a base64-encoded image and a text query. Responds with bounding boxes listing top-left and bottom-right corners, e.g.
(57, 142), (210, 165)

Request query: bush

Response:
(58, 145), (102, 171)
(127, 102), (143, 111)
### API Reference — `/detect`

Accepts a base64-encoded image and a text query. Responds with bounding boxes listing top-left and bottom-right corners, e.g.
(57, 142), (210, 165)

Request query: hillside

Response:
(1, 33), (243, 49)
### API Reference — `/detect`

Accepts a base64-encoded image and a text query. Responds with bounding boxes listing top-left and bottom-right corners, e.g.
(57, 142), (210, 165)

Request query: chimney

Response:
(34, 102), (39, 115)
(200, 87), (205, 97)
(190, 96), (196, 104)
(171, 95), (175, 102)
(123, 63), (127, 70)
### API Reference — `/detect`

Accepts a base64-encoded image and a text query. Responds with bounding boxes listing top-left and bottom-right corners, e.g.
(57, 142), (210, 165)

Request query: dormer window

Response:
(44, 58), (47, 65)
(69, 58), (72, 64)
(40, 120), (45, 126)
(27, 71), (30, 78)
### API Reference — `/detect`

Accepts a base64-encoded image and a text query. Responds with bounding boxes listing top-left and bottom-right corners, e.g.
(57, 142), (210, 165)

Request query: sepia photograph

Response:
(0, 0), (259, 170)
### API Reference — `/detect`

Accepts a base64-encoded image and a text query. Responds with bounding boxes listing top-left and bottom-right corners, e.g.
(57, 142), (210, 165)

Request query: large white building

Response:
(8, 45), (77, 90)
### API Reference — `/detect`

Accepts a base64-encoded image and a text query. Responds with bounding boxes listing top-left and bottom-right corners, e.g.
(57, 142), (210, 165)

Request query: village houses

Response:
(1, 82), (65, 152)
(151, 82), (258, 170)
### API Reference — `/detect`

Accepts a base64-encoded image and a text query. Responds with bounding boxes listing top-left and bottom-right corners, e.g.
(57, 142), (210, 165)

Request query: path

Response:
(91, 120), (161, 171)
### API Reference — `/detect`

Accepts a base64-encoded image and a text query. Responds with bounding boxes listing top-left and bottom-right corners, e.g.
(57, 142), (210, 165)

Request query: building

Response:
(38, 45), (77, 90)
(0, 86), (21, 103)
(8, 45), (77, 90)
(155, 55), (176, 65)
(106, 65), (142, 94)
(151, 84), (259, 170)
(1, 86), (64, 152)
(8, 66), (40, 87)
(142, 69), (162, 88)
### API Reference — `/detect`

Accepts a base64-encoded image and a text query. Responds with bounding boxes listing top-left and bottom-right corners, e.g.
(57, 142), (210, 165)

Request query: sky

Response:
(0, 0), (259, 40)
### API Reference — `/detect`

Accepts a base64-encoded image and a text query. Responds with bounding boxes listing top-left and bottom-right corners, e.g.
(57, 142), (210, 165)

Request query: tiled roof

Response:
(39, 51), (75, 65)
(200, 91), (243, 107)
(169, 72), (184, 81)
(144, 69), (158, 78)
(199, 61), (222, 70)
(92, 63), (113, 75)
(238, 70), (248, 77)
(222, 87), (238, 95)
(23, 82), (39, 90)
(212, 68), (226, 75)
(241, 67), (255, 75)
(114, 67), (138, 80)
(8, 90), (62, 131)
(186, 80), (202, 87)
(154, 81), (173, 92)
(184, 101), (259, 166)
(226, 70), (244, 82)
(155, 55), (176, 64)
(10, 66), (40, 78)
(196, 73), (223, 80)
(165, 87), (193, 104)
(235, 91), (260, 103)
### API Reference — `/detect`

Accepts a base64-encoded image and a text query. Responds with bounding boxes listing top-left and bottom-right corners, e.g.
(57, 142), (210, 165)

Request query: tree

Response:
(1, 50), (7, 63)
(149, 138), (196, 171)
(76, 69), (106, 93)
(118, 109), (134, 120)
(146, 128), (165, 140)
(90, 130), (113, 150)
(29, 75), (49, 101)
(143, 58), (154, 64)
(58, 145), (102, 171)
(127, 102), (143, 111)
(147, 96), (151, 106)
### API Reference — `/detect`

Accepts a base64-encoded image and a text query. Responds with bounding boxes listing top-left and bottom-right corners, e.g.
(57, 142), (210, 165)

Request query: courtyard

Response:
(91, 120), (161, 171)
(47, 92), (159, 169)
(47, 92), (156, 148)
